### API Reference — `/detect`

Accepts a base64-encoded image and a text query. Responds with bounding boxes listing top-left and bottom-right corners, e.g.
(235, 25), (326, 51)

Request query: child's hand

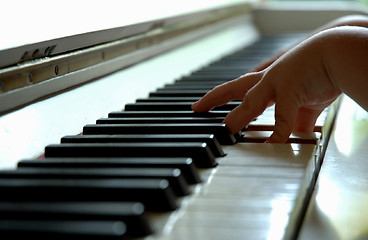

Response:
(192, 29), (344, 143)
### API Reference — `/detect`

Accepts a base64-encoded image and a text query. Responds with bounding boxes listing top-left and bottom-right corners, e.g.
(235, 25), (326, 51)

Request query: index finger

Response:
(192, 72), (262, 112)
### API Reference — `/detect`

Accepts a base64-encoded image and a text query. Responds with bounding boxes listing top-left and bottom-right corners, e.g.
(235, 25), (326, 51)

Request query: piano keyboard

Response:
(0, 34), (337, 239)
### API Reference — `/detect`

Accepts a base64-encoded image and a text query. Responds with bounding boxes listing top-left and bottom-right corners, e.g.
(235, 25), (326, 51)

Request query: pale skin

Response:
(192, 15), (368, 143)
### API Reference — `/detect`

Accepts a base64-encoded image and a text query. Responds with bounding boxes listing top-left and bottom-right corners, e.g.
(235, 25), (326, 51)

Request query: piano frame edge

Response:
(298, 95), (368, 240)
(282, 96), (342, 240)
(0, 3), (253, 115)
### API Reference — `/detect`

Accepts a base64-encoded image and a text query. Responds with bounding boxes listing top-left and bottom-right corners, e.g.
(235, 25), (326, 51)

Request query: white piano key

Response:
(248, 106), (330, 134)
(184, 196), (294, 214)
(242, 131), (321, 144)
(202, 175), (302, 196)
(145, 143), (317, 239)
(215, 165), (305, 178)
(156, 227), (271, 240)
(155, 208), (288, 240)
(172, 211), (274, 229)
(221, 143), (317, 167)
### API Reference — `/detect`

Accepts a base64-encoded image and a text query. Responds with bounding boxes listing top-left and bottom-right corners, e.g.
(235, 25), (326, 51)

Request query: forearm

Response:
(317, 14), (368, 32)
(322, 26), (368, 111)
(253, 14), (368, 72)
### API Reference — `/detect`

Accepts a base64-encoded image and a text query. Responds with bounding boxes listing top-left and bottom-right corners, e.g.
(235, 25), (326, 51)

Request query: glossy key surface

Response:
(0, 219), (126, 240)
(83, 123), (238, 145)
(124, 102), (239, 111)
(0, 201), (151, 237)
(61, 134), (224, 157)
(0, 167), (190, 196)
(135, 97), (201, 102)
(149, 89), (210, 97)
(45, 143), (217, 168)
(18, 157), (202, 184)
(0, 178), (178, 211)
(108, 111), (230, 118)
(96, 117), (225, 124)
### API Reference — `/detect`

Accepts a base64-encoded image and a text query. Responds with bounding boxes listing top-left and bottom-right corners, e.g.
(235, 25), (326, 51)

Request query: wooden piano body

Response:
(0, 1), (367, 239)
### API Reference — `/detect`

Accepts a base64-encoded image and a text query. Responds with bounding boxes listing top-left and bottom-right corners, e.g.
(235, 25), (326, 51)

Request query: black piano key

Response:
(212, 54), (266, 60)
(161, 85), (220, 90)
(194, 66), (249, 72)
(0, 178), (177, 211)
(83, 123), (238, 145)
(0, 219), (126, 240)
(123, 102), (239, 111)
(175, 75), (233, 82)
(97, 117), (224, 124)
(149, 89), (209, 97)
(0, 201), (151, 237)
(45, 143), (217, 168)
(191, 70), (246, 76)
(108, 111), (230, 118)
(205, 61), (258, 68)
(61, 134), (225, 157)
(0, 167), (189, 196)
(188, 72), (243, 78)
(155, 86), (215, 91)
(173, 79), (228, 84)
(136, 97), (201, 102)
(18, 157), (201, 184)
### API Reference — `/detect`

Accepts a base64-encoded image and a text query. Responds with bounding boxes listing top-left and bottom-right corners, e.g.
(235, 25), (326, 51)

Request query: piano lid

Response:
(0, 0), (250, 69)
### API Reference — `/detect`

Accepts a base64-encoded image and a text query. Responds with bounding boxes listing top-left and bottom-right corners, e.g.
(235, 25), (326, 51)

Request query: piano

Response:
(0, 1), (367, 239)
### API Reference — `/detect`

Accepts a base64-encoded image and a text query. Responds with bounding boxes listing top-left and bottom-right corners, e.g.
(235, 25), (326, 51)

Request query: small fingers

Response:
(293, 107), (324, 133)
(224, 80), (273, 134)
(266, 96), (299, 143)
(192, 72), (262, 112)
(191, 83), (235, 112)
